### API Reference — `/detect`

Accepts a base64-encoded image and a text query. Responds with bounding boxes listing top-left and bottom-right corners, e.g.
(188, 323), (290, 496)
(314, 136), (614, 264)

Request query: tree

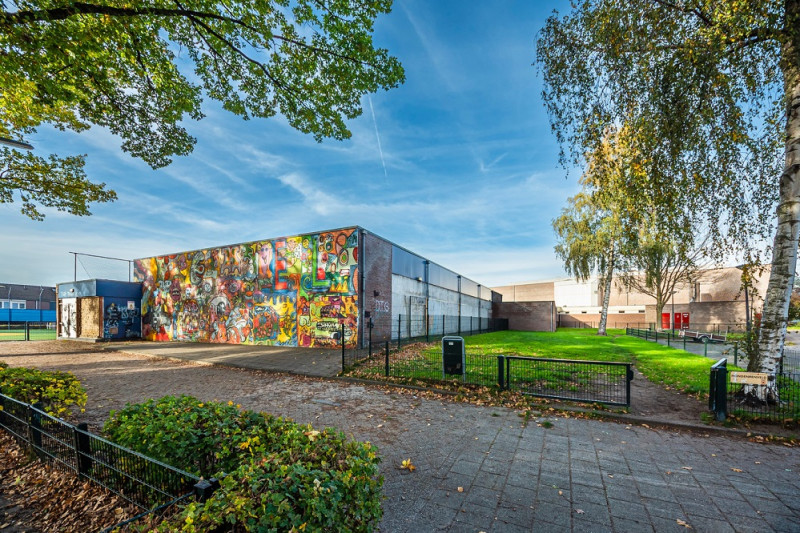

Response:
(537, 1), (798, 389)
(618, 236), (708, 329)
(553, 130), (631, 336)
(1, 0), (404, 219)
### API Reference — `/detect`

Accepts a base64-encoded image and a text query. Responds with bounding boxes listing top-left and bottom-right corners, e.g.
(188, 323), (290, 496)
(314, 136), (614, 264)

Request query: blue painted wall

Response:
(0, 309), (56, 323)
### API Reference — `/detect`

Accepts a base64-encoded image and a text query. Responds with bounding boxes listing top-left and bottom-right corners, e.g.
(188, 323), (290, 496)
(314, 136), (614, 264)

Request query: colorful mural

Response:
(134, 229), (359, 347)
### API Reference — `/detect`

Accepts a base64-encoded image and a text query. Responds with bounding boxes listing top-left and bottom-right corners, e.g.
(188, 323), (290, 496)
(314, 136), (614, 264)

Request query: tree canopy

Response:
(1, 0), (405, 219)
(537, 0), (799, 380)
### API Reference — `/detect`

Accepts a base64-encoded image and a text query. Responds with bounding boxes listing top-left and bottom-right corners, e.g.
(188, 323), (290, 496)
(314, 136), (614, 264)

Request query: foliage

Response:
(553, 127), (640, 335)
(104, 395), (383, 532)
(0, 364), (87, 417)
(789, 290), (800, 321)
(1, 0), (404, 219)
(536, 0), (799, 375)
(618, 236), (709, 320)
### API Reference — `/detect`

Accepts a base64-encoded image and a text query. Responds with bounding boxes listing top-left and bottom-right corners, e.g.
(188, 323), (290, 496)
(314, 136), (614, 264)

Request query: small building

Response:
(132, 226), (498, 348)
(56, 280), (142, 341)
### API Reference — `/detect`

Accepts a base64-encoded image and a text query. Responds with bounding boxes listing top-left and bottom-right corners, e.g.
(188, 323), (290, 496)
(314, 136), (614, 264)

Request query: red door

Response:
(681, 313), (690, 329)
(661, 313), (670, 329)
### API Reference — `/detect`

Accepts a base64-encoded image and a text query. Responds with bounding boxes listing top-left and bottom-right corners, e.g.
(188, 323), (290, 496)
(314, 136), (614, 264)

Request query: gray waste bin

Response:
(442, 336), (465, 378)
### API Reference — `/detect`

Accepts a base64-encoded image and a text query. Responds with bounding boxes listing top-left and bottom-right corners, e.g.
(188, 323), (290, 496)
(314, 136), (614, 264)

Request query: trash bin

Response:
(442, 336), (465, 378)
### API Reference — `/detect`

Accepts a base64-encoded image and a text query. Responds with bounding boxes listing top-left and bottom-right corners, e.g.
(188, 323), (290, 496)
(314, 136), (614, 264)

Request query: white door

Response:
(59, 298), (77, 338)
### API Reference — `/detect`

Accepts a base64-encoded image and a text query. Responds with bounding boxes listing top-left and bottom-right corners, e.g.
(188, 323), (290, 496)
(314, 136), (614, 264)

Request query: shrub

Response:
(105, 396), (383, 532)
(0, 364), (87, 417)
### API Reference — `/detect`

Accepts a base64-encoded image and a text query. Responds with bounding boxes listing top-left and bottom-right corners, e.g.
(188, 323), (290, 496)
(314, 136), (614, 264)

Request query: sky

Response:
(0, 0), (581, 288)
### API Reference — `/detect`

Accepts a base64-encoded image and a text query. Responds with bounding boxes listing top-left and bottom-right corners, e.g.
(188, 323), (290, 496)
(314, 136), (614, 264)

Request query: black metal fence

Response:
(343, 343), (632, 406)
(614, 322), (749, 334)
(341, 315), (508, 371)
(499, 356), (633, 406)
(0, 393), (209, 522)
(708, 359), (800, 422)
(0, 322), (57, 341)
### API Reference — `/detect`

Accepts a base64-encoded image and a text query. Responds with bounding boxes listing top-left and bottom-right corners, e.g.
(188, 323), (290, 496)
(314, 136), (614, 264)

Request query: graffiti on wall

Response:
(103, 300), (142, 339)
(134, 229), (359, 347)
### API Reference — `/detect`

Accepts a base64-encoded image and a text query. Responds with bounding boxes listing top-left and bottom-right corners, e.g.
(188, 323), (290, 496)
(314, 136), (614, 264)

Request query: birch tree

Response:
(537, 1), (797, 393)
(1, 0), (404, 219)
(553, 132), (629, 336)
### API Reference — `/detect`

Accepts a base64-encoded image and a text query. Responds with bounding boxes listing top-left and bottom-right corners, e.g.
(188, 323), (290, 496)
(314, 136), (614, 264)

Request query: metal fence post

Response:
(74, 422), (91, 477)
(655, 330), (658, 342)
(734, 345), (738, 367)
(368, 318), (373, 359)
(704, 341), (708, 358)
(28, 402), (43, 457)
(194, 478), (220, 502)
(25, 322), (30, 341)
(397, 315), (402, 349)
(645, 330), (649, 341)
(626, 364), (633, 407)
(667, 334), (671, 347)
(709, 359), (728, 421)
(341, 323), (346, 372)
(683, 336), (686, 351)
(385, 341), (390, 377)
(497, 355), (506, 390)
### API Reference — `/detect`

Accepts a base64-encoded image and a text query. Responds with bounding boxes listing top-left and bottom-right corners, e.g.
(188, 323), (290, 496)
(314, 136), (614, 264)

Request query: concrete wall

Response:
(494, 281), (555, 303)
(134, 227), (360, 348)
(496, 301), (556, 332)
(390, 274), (492, 339)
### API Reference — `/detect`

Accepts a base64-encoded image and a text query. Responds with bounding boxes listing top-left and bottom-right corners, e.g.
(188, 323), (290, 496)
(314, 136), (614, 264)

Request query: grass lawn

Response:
(347, 328), (728, 398)
(0, 328), (57, 341)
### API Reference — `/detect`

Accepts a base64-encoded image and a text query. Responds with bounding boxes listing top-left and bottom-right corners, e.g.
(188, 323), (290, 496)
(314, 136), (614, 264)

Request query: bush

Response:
(0, 364), (87, 417)
(104, 396), (383, 532)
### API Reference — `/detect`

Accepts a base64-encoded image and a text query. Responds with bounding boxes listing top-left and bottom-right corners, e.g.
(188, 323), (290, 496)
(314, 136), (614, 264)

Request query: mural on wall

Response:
(134, 229), (359, 347)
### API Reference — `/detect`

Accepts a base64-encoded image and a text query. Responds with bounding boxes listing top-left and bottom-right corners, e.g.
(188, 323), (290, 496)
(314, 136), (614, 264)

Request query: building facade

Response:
(132, 227), (495, 348)
(493, 266), (769, 331)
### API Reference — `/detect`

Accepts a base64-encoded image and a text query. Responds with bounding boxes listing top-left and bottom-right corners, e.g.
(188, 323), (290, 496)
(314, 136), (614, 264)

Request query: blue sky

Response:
(0, 0), (579, 288)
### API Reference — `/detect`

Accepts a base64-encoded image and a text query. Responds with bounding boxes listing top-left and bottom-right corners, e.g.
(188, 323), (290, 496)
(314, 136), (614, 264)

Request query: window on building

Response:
(1, 300), (26, 309)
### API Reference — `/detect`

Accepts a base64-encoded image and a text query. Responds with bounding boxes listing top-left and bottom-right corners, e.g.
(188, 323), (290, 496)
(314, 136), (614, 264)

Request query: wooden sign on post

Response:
(729, 372), (769, 386)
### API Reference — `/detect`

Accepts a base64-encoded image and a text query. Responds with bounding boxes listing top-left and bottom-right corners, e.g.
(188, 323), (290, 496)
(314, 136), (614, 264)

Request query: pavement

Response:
(103, 340), (343, 377)
(92, 339), (800, 532)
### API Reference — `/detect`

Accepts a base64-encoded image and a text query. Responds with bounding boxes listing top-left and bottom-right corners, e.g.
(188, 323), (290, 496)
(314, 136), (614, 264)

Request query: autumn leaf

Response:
(400, 459), (416, 472)
(731, 468), (742, 473)
(676, 518), (692, 528)
(304, 430), (320, 442)
(457, 487), (464, 493)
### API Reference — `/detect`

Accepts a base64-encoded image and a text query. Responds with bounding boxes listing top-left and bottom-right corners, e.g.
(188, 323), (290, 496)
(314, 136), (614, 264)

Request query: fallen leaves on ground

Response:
(677, 518), (692, 528)
(0, 432), (140, 532)
(400, 459), (416, 472)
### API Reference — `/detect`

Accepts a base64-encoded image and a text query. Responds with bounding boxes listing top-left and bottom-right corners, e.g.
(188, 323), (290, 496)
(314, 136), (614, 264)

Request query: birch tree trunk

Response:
(597, 252), (615, 336)
(757, 0), (800, 398)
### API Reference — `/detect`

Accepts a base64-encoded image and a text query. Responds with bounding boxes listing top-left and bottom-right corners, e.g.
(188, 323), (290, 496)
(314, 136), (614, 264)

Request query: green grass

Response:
(0, 328), (57, 341)
(347, 328), (736, 398)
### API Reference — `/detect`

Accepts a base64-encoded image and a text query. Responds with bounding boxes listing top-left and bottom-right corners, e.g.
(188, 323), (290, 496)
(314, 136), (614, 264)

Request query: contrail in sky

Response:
(367, 95), (388, 182)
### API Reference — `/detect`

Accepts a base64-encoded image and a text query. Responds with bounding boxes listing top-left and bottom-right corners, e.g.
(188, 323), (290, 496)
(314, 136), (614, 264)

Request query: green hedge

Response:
(104, 395), (383, 532)
(0, 362), (87, 417)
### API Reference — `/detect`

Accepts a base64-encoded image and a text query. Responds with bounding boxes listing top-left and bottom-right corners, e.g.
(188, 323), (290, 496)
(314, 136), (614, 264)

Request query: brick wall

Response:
(495, 301), (556, 332)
